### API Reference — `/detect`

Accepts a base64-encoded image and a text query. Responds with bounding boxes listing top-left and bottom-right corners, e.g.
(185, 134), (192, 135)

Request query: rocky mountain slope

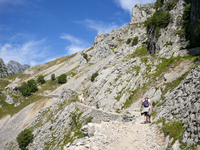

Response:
(7, 60), (31, 74)
(0, 0), (200, 149)
(0, 58), (13, 77)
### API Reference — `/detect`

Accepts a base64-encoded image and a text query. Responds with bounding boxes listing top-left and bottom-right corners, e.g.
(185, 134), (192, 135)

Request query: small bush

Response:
(164, 41), (173, 47)
(126, 38), (132, 44)
(17, 129), (33, 150)
(83, 53), (88, 62)
(154, 0), (164, 10)
(145, 10), (171, 34)
(132, 36), (138, 46)
(58, 74), (67, 84)
(37, 75), (45, 84)
(165, 1), (177, 10)
(51, 73), (55, 80)
(91, 72), (98, 82)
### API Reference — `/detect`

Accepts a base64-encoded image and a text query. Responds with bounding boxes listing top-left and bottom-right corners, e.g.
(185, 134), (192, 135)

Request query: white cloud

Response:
(81, 19), (125, 34)
(114, 0), (156, 14)
(0, 0), (26, 5)
(0, 39), (49, 65)
(60, 34), (89, 55)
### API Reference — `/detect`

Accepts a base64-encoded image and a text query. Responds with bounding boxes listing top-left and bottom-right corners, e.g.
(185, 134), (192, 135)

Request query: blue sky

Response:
(0, 0), (155, 66)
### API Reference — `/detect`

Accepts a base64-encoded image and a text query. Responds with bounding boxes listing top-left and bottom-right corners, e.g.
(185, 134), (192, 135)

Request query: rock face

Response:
(0, 58), (13, 78)
(157, 65), (200, 146)
(130, 3), (155, 24)
(7, 60), (30, 74)
(188, 0), (200, 47)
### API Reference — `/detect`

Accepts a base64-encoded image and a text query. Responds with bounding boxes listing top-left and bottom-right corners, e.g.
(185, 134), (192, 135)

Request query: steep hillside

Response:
(0, 0), (200, 149)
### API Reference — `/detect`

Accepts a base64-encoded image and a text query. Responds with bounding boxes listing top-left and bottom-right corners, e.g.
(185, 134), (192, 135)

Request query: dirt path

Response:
(65, 97), (165, 150)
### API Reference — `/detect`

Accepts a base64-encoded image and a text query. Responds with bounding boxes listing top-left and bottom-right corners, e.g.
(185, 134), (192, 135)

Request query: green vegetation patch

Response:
(122, 87), (140, 109)
(154, 0), (164, 10)
(58, 74), (67, 84)
(132, 36), (138, 46)
(17, 129), (33, 150)
(161, 121), (184, 145)
(91, 71), (99, 82)
(145, 9), (171, 37)
(165, 1), (177, 11)
(126, 38), (132, 44)
(0, 79), (10, 91)
(0, 94), (47, 119)
(132, 46), (148, 57)
(164, 41), (173, 47)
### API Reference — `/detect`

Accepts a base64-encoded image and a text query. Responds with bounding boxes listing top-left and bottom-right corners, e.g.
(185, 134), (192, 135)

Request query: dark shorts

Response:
(144, 112), (150, 117)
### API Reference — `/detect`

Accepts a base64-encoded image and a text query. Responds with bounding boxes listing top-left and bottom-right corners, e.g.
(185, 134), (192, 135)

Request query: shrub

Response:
(165, 1), (177, 11)
(83, 53), (88, 62)
(19, 82), (31, 97)
(37, 75), (45, 84)
(16, 129), (33, 150)
(126, 38), (132, 44)
(19, 79), (38, 96)
(154, 0), (164, 10)
(132, 36), (138, 46)
(51, 73), (55, 80)
(91, 72), (98, 82)
(58, 74), (67, 84)
(145, 10), (171, 34)
(27, 79), (38, 93)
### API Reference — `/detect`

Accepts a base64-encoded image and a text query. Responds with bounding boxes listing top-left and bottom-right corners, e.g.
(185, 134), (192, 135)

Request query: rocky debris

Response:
(130, 3), (155, 24)
(0, 58), (13, 78)
(156, 65), (200, 146)
(0, 105), (3, 108)
(14, 101), (21, 107)
(5, 95), (16, 104)
(122, 112), (135, 122)
(65, 112), (165, 150)
(7, 60), (30, 74)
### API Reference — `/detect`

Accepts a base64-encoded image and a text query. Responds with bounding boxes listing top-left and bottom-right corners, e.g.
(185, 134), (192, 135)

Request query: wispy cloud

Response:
(78, 19), (125, 34)
(114, 0), (155, 14)
(60, 34), (89, 55)
(0, 38), (50, 66)
(0, 0), (28, 13)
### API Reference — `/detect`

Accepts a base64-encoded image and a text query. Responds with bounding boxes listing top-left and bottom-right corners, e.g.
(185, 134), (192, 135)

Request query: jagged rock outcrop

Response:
(7, 60), (30, 74)
(156, 65), (200, 147)
(130, 3), (155, 24)
(0, 58), (13, 78)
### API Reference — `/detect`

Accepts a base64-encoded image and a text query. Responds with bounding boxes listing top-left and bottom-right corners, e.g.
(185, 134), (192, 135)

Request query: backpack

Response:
(143, 98), (149, 107)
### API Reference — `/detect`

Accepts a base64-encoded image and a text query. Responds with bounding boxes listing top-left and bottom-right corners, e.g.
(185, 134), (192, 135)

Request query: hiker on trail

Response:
(96, 102), (99, 109)
(141, 96), (153, 124)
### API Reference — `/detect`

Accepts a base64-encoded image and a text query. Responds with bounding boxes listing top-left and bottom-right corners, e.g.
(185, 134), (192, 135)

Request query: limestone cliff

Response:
(7, 60), (31, 74)
(0, 58), (13, 78)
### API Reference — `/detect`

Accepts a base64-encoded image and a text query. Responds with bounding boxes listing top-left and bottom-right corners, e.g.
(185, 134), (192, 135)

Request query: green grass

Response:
(86, 46), (94, 52)
(122, 87), (140, 109)
(152, 111), (157, 119)
(164, 41), (173, 47)
(0, 94), (47, 119)
(161, 121), (184, 145)
(161, 71), (189, 96)
(0, 79), (10, 91)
